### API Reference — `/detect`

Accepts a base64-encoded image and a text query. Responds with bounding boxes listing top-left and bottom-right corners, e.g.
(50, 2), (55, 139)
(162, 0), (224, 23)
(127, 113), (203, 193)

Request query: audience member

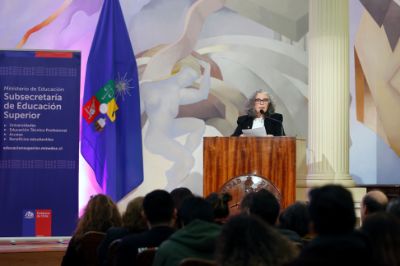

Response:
(244, 189), (302, 245)
(170, 187), (193, 228)
(289, 185), (374, 266)
(153, 196), (221, 266)
(361, 212), (400, 266)
(205, 192), (232, 224)
(98, 196), (147, 266)
(115, 190), (176, 266)
(360, 190), (388, 223)
(238, 192), (255, 214)
(279, 201), (310, 237)
(248, 189), (280, 225)
(171, 187), (193, 209)
(386, 196), (400, 219)
(61, 194), (122, 266)
(279, 201), (312, 246)
(215, 214), (298, 266)
(121, 197), (148, 232)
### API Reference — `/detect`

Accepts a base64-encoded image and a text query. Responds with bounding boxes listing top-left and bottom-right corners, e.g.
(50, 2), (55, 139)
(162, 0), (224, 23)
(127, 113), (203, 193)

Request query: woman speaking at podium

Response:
(231, 90), (285, 137)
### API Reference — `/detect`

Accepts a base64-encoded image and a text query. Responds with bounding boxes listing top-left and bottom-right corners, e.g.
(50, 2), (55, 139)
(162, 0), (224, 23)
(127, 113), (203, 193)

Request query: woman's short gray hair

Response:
(246, 89), (275, 117)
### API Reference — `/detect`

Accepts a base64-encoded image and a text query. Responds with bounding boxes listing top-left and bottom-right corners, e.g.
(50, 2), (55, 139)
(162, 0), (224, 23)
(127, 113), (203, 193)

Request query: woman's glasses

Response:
(254, 98), (270, 104)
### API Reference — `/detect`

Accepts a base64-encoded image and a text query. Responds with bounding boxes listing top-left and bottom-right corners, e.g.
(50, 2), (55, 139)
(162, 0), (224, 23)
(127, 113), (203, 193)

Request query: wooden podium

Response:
(203, 137), (296, 209)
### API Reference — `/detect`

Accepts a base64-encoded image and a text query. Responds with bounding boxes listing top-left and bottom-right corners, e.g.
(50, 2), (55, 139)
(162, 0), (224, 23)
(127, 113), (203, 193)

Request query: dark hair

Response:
(279, 201), (310, 237)
(143, 190), (174, 225)
(246, 89), (276, 117)
(361, 212), (400, 266)
(308, 185), (356, 235)
(205, 192), (232, 220)
(179, 196), (214, 225)
(249, 189), (280, 225)
(387, 197), (400, 219)
(240, 192), (256, 213)
(74, 194), (122, 240)
(170, 187), (193, 210)
(216, 214), (298, 266)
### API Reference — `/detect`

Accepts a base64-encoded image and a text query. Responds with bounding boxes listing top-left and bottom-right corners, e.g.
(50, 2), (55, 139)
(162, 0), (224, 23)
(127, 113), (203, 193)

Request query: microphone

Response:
(260, 110), (280, 123)
(260, 110), (285, 136)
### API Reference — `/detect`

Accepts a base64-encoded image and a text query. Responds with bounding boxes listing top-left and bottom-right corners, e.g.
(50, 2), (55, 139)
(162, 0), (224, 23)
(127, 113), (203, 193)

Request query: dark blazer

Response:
(98, 227), (147, 266)
(115, 226), (175, 266)
(288, 232), (374, 266)
(98, 227), (129, 266)
(231, 113), (285, 136)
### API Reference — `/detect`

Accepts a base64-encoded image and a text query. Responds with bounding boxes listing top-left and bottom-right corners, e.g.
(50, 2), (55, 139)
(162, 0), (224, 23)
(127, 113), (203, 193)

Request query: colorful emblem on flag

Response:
(82, 78), (124, 131)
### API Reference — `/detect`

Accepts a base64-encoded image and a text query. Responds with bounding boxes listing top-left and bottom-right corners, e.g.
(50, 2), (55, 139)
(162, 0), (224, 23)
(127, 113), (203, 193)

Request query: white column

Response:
(304, 0), (354, 187)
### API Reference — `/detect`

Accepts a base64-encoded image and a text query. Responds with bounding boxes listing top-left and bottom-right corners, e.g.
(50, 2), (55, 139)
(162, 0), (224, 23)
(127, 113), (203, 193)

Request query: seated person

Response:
(360, 212), (400, 266)
(279, 201), (312, 247)
(360, 190), (388, 223)
(289, 185), (374, 266)
(170, 187), (194, 229)
(153, 196), (221, 265)
(115, 190), (176, 266)
(205, 192), (232, 224)
(387, 196), (400, 219)
(232, 89), (285, 136)
(98, 196), (147, 266)
(246, 189), (302, 245)
(61, 194), (122, 266)
(216, 214), (298, 266)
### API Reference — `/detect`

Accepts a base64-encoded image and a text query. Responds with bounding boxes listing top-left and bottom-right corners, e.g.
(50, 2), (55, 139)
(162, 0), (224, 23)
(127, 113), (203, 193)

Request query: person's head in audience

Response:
(121, 196), (147, 232)
(205, 192), (232, 224)
(143, 189), (175, 228)
(170, 187), (193, 210)
(152, 196), (220, 266)
(361, 212), (400, 266)
(387, 196), (400, 219)
(74, 194), (122, 240)
(248, 189), (280, 225)
(308, 185), (355, 235)
(170, 187), (193, 229)
(179, 196), (214, 226)
(360, 190), (388, 222)
(279, 201), (310, 238)
(215, 214), (298, 266)
(239, 192), (255, 214)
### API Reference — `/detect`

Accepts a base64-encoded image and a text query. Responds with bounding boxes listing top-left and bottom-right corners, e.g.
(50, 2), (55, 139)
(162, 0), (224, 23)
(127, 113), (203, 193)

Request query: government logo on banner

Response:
(22, 209), (52, 237)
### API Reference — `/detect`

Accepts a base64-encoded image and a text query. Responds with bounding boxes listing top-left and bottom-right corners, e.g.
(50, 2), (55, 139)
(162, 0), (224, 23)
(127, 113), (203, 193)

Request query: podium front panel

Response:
(203, 137), (296, 209)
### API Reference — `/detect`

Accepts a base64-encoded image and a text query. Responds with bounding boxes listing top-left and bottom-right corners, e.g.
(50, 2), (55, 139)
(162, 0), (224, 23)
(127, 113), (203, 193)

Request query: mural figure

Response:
(140, 61), (211, 187)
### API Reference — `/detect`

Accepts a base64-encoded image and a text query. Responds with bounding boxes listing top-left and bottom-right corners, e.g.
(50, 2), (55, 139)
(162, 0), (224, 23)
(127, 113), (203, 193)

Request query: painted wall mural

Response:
(350, 0), (400, 185)
(0, 0), (398, 211)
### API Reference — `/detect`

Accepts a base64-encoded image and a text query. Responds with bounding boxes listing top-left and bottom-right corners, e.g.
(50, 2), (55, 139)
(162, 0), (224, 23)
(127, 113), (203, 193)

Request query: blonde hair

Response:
(122, 196), (147, 232)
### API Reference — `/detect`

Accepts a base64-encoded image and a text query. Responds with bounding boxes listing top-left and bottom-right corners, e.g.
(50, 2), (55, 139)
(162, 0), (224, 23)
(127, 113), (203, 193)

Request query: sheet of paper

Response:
(242, 127), (268, 137)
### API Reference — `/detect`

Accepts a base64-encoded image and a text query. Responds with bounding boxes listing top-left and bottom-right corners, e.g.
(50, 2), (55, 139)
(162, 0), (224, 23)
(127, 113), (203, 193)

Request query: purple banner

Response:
(0, 50), (80, 237)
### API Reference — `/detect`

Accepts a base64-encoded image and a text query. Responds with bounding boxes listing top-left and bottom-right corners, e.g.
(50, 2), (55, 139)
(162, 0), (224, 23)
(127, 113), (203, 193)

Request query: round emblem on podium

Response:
(220, 174), (281, 211)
